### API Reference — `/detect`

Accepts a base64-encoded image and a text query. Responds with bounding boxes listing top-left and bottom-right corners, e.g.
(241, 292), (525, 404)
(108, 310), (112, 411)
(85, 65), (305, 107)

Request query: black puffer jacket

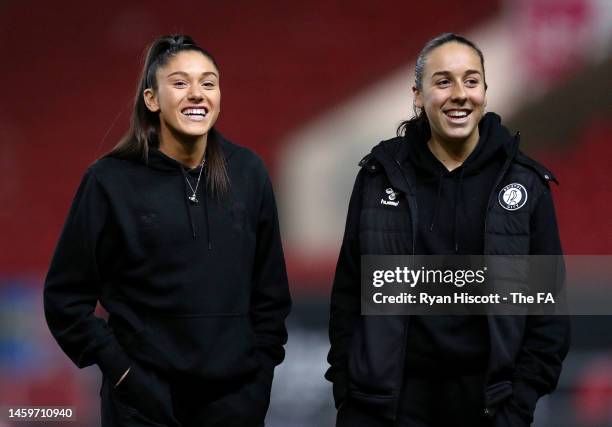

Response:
(326, 113), (570, 424)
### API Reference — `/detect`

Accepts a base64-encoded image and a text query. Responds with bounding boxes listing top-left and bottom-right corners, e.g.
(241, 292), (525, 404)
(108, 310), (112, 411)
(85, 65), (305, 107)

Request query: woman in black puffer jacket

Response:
(326, 32), (569, 427)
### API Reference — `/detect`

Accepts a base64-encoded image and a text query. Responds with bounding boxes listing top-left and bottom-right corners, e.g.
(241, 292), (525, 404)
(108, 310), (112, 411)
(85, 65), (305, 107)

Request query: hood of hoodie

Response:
(146, 128), (239, 174)
(406, 112), (511, 178)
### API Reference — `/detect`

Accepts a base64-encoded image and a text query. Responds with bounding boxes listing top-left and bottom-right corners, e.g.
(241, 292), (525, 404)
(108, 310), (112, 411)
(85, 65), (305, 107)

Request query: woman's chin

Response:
(438, 130), (478, 145)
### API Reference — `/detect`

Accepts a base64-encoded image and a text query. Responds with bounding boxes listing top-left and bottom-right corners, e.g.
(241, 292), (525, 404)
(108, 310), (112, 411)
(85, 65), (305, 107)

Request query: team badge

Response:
(498, 183), (528, 211)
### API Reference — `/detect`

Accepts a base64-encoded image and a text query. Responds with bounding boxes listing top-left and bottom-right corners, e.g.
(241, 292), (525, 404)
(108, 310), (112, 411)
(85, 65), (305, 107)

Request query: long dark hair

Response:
(104, 34), (229, 197)
(397, 33), (488, 136)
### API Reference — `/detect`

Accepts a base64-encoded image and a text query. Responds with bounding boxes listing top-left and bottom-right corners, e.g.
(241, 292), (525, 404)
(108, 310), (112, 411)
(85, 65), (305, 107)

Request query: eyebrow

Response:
(166, 71), (219, 78)
(431, 69), (482, 78)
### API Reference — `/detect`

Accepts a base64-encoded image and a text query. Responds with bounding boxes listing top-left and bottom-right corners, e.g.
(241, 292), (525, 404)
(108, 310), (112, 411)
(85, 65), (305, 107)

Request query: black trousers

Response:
(336, 373), (491, 427)
(100, 364), (271, 427)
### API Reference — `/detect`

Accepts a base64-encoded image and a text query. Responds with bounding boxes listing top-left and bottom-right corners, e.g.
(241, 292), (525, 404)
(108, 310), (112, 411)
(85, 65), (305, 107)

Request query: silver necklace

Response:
(184, 158), (206, 204)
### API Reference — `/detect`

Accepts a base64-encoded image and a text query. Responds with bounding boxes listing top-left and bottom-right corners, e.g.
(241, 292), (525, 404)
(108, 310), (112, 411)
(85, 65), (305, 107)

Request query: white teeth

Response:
(182, 108), (207, 116)
(446, 110), (468, 118)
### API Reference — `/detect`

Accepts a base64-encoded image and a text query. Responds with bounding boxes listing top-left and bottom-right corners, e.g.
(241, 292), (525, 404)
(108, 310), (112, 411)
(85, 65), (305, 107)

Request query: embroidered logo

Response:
(498, 183), (528, 211)
(381, 187), (400, 207)
(137, 211), (158, 228)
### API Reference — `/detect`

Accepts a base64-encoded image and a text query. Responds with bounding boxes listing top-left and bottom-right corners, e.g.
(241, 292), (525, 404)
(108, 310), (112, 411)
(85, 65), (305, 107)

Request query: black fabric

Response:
(101, 366), (178, 427)
(44, 132), (290, 399)
(407, 113), (507, 254)
(327, 113), (570, 423)
(337, 373), (491, 427)
(100, 363), (270, 427)
(403, 114), (508, 377)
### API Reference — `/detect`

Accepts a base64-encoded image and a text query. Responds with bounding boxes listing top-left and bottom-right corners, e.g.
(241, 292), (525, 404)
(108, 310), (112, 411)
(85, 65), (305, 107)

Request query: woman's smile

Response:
(181, 106), (209, 121)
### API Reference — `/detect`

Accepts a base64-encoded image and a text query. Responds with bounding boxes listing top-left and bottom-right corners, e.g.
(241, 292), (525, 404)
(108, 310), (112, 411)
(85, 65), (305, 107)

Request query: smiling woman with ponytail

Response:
(105, 35), (229, 197)
(326, 33), (569, 427)
(44, 34), (291, 427)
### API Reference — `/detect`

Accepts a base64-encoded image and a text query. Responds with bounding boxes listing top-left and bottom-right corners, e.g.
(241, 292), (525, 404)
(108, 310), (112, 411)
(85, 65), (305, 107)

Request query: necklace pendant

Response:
(188, 195), (199, 204)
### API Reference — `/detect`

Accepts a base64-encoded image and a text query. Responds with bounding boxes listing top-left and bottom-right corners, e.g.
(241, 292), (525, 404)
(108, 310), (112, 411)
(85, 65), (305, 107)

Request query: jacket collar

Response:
(366, 113), (522, 195)
(370, 140), (415, 196)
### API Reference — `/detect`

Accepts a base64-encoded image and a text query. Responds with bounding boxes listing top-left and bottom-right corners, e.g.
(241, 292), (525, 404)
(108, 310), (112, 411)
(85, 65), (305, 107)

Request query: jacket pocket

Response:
(484, 380), (513, 418)
(109, 364), (176, 426)
(346, 389), (398, 421)
(203, 367), (273, 425)
(486, 380), (513, 405)
(347, 317), (405, 397)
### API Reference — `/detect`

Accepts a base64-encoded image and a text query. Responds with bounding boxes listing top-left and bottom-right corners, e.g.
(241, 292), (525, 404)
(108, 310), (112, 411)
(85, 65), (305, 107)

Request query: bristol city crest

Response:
(498, 183), (528, 211)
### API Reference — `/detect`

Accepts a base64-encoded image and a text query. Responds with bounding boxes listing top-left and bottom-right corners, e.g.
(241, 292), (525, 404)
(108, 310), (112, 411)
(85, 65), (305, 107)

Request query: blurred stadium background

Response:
(1, 0), (611, 425)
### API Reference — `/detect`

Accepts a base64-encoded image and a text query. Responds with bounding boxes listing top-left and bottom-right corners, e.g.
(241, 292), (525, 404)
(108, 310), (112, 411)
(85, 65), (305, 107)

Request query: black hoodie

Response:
(44, 132), (291, 385)
(403, 114), (509, 375)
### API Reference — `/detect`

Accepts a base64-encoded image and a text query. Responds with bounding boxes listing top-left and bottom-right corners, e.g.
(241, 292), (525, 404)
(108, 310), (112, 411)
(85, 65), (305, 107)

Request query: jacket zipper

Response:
(481, 131), (520, 411)
(483, 132), (519, 254)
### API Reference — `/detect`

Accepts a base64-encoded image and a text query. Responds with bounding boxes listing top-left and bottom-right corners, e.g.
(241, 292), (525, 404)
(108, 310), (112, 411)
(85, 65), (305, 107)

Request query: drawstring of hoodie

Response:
(202, 179), (212, 250)
(454, 167), (466, 253)
(429, 168), (444, 231)
(428, 165), (466, 253)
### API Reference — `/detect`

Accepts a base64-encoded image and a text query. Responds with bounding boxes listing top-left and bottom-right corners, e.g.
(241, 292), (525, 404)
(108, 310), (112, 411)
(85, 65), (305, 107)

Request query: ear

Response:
(412, 85), (423, 109)
(143, 88), (160, 113)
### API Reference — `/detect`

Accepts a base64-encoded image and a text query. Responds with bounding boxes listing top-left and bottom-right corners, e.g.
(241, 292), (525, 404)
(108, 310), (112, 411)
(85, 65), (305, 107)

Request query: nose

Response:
(450, 82), (467, 103)
(187, 84), (204, 102)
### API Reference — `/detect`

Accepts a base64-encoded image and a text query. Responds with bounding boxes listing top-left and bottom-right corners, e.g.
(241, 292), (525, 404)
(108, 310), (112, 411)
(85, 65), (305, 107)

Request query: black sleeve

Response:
(249, 172), (292, 373)
(509, 185), (571, 422)
(44, 169), (132, 383)
(325, 169), (365, 408)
